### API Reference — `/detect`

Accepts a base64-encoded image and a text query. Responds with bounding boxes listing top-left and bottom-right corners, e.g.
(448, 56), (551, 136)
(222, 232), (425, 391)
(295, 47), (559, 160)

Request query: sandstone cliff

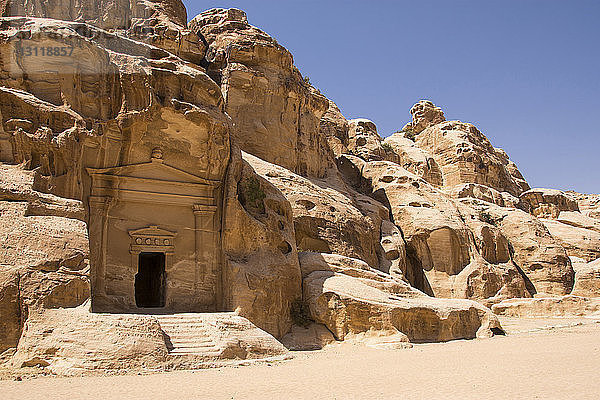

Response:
(0, 3), (598, 376)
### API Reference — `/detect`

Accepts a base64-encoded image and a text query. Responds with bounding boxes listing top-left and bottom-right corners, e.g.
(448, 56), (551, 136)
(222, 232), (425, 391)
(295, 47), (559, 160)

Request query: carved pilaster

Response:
(88, 196), (113, 307)
(193, 204), (218, 308)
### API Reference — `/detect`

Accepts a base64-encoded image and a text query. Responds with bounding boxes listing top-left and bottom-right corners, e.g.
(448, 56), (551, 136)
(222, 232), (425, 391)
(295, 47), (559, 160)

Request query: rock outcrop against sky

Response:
(0, 1), (599, 376)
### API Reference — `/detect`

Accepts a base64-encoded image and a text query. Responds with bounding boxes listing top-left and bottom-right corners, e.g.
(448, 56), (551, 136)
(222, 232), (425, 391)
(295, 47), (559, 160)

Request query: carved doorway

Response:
(135, 252), (166, 308)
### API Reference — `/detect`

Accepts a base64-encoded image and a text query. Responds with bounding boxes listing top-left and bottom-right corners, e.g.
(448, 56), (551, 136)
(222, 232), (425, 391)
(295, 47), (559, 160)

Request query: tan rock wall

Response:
(416, 121), (529, 196)
(520, 188), (580, 219)
(222, 150), (301, 338)
(190, 8), (334, 178)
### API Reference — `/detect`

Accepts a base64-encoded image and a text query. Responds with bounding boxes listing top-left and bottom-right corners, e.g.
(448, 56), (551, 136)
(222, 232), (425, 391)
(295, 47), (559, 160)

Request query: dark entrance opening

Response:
(135, 252), (166, 308)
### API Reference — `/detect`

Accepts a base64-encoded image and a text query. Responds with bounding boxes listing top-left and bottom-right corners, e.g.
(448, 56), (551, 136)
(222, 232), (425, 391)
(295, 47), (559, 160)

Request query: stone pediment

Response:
(129, 225), (177, 239)
(86, 159), (220, 186)
(86, 149), (220, 206)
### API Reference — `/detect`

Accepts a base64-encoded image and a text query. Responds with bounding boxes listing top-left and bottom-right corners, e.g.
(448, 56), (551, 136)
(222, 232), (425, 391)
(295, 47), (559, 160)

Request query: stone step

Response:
(155, 315), (222, 356)
(169, 340), (215, 346)
(169, 349), (221, 357)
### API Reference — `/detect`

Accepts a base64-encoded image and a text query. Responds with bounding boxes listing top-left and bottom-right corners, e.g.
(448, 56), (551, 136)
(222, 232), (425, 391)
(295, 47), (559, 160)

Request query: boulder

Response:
(571, 258), (600, 297)
(401, 100), (445, 134)
(300, 253), (503, 342)
(346, 118), (385, 161)
(280, 323), (336, 351)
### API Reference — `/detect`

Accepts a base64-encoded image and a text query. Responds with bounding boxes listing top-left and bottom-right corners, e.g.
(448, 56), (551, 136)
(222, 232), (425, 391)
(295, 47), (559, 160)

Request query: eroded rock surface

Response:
(0, 200), (89, 352)
(402, 100), (445, 134)
(492, 295), (600, 317)
(300, 252), (503, 342)
(521, 188), (579, 218)
(3, 0), (205, 63)
(222, 151), (301, 339)
(244, 152), (385, 269)
(572, 258), (600, 297)
(190, 8), (332, 178)
(382, 133), (443, 187)
(415, 120), (529, 196)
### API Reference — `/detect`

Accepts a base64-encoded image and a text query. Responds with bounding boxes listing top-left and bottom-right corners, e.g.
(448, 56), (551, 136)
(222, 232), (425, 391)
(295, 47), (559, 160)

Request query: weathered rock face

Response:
(0, 164), (85, 219)
(348, 159), (529, 302)
(492, 295), (600, 317)
(346, 118), (385, 161)
(541, 218), (600, 262)
(222, 150), (301, 339)
(3, 0), (205, 63)
(382, 133), (443, 187)
(402, 100), (445, 134)
(548, 211), (600, 262)
(379, 220), (408, 281)
(414, 120), (529, 196)
(358, 160), (471, 293)
(0, 16), (230, 201)
(482, 203), (575, 295)
(0, 199), (89, 352)
(445, 183), (521, 209)
(568, 191), (600, 220)
(300, 252), (503, 342)
(320, 100), (349, 158)
(0, 268), (21, 353)
(244, 152), (386, 270)
(571, 258), (600, 297)
(557, 211), (600, 233)
(520, 188), (579, 218)
(190, 8), (333, 178)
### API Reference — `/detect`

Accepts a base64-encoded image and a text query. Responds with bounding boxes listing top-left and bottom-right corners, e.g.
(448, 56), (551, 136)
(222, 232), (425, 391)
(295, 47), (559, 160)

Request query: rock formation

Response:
(190, 8), (332, 178)
(0, 2), (598, 377)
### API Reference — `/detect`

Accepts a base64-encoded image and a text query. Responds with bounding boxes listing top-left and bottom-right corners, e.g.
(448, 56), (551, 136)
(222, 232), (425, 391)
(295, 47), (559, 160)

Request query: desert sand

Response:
(2, 317), (599, 400)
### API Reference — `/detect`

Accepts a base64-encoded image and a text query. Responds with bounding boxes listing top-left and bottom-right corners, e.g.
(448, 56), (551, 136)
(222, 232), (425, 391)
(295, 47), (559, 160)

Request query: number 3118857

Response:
(18, 46), (74, 57)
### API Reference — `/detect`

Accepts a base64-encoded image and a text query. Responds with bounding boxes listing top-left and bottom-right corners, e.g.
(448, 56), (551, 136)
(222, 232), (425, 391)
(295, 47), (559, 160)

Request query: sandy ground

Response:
(1, 317), (600, 400)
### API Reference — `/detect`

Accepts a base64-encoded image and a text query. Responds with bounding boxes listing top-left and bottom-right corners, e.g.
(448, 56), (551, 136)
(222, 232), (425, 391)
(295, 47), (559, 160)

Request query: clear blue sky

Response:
(184, 0), (600, 193)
